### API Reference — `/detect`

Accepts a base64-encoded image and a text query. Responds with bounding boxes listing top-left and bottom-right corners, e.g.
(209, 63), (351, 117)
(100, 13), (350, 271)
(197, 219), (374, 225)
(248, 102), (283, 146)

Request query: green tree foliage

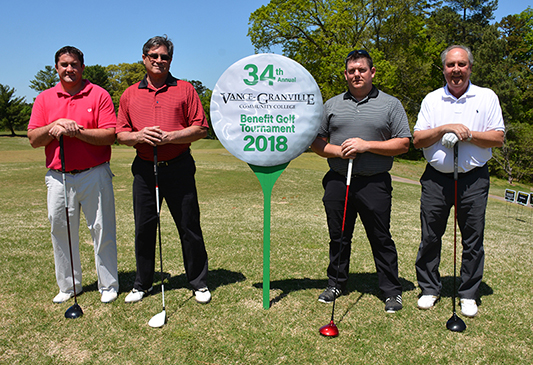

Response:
(187, 80), (215, 139)
(492, 123), (533, 183)
(84, 65), (112, 93)
(424, 0), (498, 66)
(505, 8), (533, 123)
(485, 9), (533, 183)
(0, 84), (31, 136)
(106, 62), (146, 110)
(29, 65), (58, 94)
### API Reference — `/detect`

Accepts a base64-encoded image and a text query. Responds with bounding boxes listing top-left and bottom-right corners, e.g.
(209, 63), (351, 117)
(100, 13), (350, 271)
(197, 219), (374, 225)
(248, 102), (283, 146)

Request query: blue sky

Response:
(1, 0), (531, 101)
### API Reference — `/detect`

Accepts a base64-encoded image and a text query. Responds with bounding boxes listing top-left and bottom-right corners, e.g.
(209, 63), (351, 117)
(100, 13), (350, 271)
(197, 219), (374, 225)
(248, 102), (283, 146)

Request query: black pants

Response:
(131, 151), (208, 291)
(322, 170), (401, 297)
(415, 164), (488, 299)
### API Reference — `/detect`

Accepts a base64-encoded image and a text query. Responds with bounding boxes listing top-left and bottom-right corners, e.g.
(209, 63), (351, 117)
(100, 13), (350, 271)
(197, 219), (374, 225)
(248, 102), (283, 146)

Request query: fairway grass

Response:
(0, 137), (532, 364)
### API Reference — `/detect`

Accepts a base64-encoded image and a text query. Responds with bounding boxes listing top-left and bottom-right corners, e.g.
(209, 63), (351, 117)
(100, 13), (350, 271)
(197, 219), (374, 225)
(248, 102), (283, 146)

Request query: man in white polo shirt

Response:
(413, 45), (505, 317)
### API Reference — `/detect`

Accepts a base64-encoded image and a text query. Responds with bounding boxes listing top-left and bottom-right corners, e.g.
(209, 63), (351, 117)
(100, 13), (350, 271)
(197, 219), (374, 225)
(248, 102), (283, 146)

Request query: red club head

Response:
(319, 321), (339, 337)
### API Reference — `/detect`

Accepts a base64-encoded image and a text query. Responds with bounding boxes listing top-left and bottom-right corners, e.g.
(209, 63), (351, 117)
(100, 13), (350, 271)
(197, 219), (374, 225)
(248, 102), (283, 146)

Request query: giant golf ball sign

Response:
(211, 54), (323, 166)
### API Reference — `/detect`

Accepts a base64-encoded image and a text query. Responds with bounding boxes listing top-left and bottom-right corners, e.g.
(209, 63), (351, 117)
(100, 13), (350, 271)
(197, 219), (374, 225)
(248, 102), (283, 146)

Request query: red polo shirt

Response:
(28, 80), (116, 171)
(116, 74), (208, 162)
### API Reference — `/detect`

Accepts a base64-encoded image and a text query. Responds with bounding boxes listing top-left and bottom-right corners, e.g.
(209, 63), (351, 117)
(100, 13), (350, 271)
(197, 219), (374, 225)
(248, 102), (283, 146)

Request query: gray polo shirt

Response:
(318, 86), (411, 176)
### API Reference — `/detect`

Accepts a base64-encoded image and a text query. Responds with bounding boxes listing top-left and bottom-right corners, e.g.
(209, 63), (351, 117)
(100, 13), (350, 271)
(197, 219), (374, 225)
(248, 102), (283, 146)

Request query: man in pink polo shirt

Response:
(117, 35), (211, 304)
(28, 46), (119, 304)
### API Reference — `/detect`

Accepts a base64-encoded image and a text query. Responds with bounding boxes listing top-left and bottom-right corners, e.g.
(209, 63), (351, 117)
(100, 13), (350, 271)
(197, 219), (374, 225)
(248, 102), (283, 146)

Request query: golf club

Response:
(319, 158), (353, 337)
(148, 146), (167, 328)
(446, 142), (466, 332)
(59, 136), (83, 319)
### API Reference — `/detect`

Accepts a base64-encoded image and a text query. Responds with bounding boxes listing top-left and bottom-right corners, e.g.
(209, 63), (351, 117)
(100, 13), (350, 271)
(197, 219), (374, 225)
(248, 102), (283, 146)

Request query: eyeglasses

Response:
(346, 49), (370, 59)
(146, 53), (171, 61)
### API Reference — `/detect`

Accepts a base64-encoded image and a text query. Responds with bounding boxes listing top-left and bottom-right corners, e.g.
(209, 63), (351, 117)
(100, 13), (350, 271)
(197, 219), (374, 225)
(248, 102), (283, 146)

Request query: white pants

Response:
(45, 163), (119, 294)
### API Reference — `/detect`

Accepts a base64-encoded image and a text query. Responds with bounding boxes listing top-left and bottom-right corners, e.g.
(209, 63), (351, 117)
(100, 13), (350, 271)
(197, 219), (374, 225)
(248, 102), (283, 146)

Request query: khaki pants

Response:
(45, 163), (118, 294)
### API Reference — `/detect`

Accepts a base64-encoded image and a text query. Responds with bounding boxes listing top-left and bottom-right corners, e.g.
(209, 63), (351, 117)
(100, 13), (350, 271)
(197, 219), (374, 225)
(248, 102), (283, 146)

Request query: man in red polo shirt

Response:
(116, 35), (211, 304)
(28, 46), (119, 304)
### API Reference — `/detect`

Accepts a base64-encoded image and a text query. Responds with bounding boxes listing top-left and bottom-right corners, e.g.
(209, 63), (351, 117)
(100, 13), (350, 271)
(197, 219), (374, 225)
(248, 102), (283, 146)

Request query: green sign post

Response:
(249, 162), (289, 309)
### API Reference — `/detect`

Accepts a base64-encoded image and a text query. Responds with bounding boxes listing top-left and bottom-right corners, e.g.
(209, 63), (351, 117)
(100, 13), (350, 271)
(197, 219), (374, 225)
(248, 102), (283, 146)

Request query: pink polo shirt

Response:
(28, 80), (116, 171)
(116, 74), (208, 162)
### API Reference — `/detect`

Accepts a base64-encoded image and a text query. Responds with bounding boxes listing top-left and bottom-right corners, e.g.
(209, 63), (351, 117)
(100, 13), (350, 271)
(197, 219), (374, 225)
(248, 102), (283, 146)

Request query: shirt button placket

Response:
(155, 94), (161, 126)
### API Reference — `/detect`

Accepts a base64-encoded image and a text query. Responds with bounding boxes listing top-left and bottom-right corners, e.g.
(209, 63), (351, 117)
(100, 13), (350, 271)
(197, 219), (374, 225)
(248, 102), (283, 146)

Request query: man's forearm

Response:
(311, 137), (342, 158)
(76, 128), (116, 146)
(363, 138), (410, 156)
(28, 125), (55, 148)
(164, 126), (208, 144)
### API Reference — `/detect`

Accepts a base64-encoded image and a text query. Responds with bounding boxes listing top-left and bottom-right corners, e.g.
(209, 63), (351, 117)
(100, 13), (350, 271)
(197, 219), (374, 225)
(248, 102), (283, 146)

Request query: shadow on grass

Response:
(83, 268), (246, 295)
(254, 273), (416, 307)
(440, 276), (493, 302)
(0, 134), (27, 137)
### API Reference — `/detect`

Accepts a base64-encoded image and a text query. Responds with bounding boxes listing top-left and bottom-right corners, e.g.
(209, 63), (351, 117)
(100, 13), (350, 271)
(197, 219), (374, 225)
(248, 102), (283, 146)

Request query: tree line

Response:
(1, 0), (531, 183)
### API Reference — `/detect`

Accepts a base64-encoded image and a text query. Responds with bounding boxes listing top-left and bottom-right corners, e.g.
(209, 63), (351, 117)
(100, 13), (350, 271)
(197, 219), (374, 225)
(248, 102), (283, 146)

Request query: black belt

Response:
(428, 164), (484, 178)
(142, 148), (190, 167)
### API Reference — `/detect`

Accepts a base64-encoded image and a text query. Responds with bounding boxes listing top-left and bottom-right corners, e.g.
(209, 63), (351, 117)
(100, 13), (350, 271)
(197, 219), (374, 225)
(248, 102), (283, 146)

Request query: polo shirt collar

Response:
(443, 81), (474, 101)
(343, 85), (379, 103)
(55, 79), (93, 97)
(139, 73), (178, 89)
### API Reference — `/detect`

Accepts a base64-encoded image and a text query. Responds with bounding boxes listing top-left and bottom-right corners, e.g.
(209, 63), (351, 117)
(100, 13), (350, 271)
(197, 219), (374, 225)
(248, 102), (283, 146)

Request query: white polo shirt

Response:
(414, 82), (505, 173)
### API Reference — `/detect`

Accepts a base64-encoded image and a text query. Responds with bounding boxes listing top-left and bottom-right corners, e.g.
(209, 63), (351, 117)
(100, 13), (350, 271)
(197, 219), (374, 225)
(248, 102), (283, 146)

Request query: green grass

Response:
(0, 136), (532, 364)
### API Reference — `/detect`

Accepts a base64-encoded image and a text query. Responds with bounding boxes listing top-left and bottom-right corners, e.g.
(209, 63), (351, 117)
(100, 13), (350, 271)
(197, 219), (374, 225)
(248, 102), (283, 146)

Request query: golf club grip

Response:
(346, 159), (354, 186)
(59, 136), (66, 173)
(454, 143), (458, 181)
(153, 146), (158, 175)
(153, 146), (160, 213)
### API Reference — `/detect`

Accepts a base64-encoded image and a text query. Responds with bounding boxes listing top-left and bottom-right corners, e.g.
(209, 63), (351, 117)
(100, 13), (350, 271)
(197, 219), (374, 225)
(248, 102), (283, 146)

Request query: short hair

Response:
(441, 45), (474, 66)
(143, 35), (174, 59)
(55, 46), (84, 66)
(345, 49), (373, 69)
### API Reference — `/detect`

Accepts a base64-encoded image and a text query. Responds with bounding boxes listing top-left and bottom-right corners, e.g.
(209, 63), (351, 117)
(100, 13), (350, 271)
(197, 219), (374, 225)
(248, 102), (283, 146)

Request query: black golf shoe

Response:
(318, 286), (343, 303)
(385, 295), (403, 313)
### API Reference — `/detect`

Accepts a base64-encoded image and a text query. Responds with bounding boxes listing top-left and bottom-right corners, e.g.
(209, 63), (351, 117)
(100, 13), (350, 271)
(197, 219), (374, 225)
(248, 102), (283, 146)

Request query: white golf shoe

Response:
(194, 287), (211, 304)
(101, 288), (118, 303)
(460, 299), (478, 317)
(53, 291), (74, 303)
(417, 295), (439, 309)
(124, 287), (153, 303)
(53, 289), (82, 304)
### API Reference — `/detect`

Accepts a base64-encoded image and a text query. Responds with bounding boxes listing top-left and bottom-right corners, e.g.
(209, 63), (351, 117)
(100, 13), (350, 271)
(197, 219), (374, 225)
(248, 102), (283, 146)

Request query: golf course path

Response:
(391, 175), (508, 204)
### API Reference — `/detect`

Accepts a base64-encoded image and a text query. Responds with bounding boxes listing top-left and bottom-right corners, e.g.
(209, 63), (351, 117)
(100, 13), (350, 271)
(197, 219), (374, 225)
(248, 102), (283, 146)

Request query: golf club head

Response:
(319, 321), (339, 337)
(446, 313), (466, 332)
(148, 310), (166, 328)
(64, 303), (83, 319)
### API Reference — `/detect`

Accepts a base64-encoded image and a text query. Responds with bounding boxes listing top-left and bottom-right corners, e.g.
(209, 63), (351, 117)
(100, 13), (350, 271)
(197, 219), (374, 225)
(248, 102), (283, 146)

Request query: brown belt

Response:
(51, 162), (106, 175)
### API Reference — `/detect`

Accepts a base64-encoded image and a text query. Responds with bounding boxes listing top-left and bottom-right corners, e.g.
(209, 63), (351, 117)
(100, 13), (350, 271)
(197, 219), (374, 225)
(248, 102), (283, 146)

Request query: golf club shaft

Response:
(453, 143), (458, 314)
(330, 158), (353, 321)
(59, 136), (79, 303)
(154, 146), (165, 310)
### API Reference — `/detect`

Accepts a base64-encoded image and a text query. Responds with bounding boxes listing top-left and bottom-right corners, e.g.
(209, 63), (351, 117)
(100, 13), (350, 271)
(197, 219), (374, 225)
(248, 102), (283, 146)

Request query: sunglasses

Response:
(146, 53), (171, 61)
(346, 49), (370, 58)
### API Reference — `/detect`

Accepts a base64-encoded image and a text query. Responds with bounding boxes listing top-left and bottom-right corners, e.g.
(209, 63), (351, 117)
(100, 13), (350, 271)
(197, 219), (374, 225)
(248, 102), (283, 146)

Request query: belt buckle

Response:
(157, 160), (169, 167)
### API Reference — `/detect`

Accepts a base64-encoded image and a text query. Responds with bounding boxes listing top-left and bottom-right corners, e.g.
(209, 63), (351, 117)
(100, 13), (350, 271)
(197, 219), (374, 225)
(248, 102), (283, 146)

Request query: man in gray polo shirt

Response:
(311, 50), (411, 313)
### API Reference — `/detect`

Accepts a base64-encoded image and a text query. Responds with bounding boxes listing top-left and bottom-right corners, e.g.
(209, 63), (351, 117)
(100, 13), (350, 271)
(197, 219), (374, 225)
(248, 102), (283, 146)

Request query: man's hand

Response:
(136, 126), (164, 146)
(341, 138), (369, 158)
(441, 132), (459, 149)
(48, 119), (84, 139)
